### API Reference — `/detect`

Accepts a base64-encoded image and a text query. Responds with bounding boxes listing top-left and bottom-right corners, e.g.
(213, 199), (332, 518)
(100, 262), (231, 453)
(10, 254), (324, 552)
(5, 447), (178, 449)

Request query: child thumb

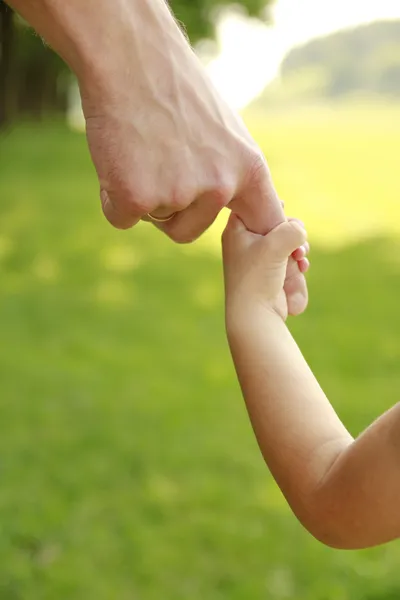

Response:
(222, 212), (248, 246)
(264, 221), (307, 261)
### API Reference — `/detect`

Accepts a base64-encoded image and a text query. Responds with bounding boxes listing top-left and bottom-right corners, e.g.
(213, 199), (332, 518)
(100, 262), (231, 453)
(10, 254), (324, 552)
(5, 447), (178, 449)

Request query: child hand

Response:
(222, 213), (309, 322)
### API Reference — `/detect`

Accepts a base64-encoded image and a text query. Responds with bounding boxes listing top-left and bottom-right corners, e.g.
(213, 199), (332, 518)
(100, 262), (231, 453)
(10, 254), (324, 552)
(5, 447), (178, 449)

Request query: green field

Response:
(1, 107), (400, 599)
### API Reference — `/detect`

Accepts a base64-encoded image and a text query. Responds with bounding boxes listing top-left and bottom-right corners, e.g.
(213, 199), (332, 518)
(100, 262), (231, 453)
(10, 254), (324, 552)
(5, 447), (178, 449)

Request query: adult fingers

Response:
(101, 189), (143, 230)
(153, 191), (228, 244)
(230, 155), (285, 236)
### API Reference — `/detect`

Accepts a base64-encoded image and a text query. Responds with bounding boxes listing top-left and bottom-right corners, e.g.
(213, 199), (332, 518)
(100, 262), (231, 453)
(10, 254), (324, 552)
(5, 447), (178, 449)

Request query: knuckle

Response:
(241, 148), (278, 200)
(123, 189), (153, 215)
(170, 186), (194, 211)
(247, 149), (268, 179)
(166, 219), (197, 244)
(110, 220), (133, 231)
(210, 166), (236, 207)
(106, 176), (155, 215)
(155, 188), (191, 213)
(168, 228), (196, 245)
(245, 149), (276, 194)
(102, 208), (132, 231)
(290, 220), (307, 240)
(101, 191), (140, 230)
(171, 195), (190, 212)
(211, 185), (232, 210)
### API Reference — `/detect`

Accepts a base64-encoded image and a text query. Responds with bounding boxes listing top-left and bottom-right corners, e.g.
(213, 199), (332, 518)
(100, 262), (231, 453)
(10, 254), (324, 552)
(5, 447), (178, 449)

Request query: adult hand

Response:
(82, 1), (309, 315)
(7, 0), (308, 315)
(78, 0), (282, 240)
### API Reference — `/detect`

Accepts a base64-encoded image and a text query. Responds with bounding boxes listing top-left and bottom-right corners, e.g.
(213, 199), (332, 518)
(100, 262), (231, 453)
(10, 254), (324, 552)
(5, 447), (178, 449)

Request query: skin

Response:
(7, 0), (309, 315)
(223, 214), (400, 550)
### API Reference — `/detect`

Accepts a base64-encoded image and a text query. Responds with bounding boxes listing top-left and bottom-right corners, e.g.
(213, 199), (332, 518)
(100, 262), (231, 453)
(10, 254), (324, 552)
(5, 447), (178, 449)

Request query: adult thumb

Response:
(264, 221), (307, 262)
(231, 157), (285, 235)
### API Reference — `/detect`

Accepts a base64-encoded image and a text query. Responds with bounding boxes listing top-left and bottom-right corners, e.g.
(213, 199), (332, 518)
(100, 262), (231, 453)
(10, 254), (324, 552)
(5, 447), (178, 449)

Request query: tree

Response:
(0, 0), (274, 126)
(0, 2), (13, 126)
(279, 20), (400, 99)
(170, 0), (272, 42)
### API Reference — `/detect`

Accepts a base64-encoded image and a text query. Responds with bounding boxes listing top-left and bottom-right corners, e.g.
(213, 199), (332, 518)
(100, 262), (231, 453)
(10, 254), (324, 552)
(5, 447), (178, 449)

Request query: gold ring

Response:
(147, 211), (177, 223)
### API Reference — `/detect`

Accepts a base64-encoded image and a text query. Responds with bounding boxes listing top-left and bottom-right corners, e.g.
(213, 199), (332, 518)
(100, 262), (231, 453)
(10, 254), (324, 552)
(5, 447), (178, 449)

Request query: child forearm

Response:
(227, 309), (400, 549)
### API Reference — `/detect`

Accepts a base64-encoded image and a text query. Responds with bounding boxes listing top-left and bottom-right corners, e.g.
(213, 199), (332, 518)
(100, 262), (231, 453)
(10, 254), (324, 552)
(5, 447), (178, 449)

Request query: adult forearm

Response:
(6, 0), (183, 85)
(7, 0), (290, 247)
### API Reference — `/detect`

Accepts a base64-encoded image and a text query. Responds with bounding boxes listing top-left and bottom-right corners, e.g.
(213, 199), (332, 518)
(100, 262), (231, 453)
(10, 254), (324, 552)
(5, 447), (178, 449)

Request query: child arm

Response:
(227, 310), (400, 550)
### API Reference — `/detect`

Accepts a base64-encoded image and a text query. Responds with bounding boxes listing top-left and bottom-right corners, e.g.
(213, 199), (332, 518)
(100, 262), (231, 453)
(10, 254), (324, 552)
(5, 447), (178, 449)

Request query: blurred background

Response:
(1, 1), (400, 598)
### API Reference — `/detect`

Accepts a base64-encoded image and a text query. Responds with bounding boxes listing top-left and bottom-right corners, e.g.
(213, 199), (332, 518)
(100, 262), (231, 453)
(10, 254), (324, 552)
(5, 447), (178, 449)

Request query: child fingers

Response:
(292, 246), (305, 261)
(222, 210), (261, 253)
(298, 257), (310, 274)
(292, 241), (310, 261)
(288, 216), (305, 228)
(265, 221), (307, 260)
(286, 217), (309, 261)
(222, 212), (245, 244)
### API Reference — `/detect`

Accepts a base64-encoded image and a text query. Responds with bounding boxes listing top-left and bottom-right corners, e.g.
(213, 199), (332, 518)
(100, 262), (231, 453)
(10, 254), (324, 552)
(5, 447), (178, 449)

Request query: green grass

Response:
(1, 110), (400, 599)
(244, 102), (400, 247)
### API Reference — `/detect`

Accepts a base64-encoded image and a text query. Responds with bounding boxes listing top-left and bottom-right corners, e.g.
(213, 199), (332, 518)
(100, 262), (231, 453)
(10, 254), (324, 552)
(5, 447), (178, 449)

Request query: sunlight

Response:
(206, 0), (400, 109)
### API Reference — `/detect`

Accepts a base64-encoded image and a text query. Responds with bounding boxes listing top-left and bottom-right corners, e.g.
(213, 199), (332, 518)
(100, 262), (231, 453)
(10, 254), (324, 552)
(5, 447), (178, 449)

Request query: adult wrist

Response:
(73, 0), (192, 113)
(8, 0), (186, 98)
